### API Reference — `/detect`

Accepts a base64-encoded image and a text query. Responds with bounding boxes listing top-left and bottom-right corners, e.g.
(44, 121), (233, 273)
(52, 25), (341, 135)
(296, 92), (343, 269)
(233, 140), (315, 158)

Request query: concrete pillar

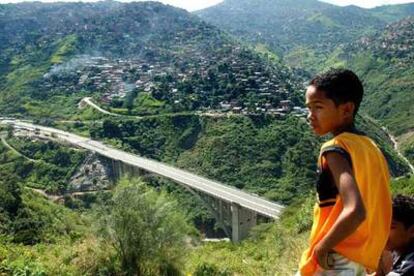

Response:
(218, 200), (223, 222)
(111, 159), (121, 181)
(231, 202), (257, 242)
(111, 159), (116, 181)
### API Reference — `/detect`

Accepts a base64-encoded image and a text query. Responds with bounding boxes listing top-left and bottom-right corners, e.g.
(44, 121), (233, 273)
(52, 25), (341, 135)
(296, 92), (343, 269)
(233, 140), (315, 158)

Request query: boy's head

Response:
(386, 195), (414, 254)
(305, 69), (364, 136)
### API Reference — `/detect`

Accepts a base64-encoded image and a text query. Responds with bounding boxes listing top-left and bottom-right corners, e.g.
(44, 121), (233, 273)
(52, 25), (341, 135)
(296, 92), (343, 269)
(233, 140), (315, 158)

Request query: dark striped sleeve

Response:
(320, 146), (352, 168)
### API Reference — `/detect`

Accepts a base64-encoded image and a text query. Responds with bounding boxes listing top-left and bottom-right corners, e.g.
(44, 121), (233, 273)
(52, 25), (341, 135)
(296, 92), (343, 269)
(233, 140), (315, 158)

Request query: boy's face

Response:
(386, 220), (414, 254)
(305, 85), (349, 136)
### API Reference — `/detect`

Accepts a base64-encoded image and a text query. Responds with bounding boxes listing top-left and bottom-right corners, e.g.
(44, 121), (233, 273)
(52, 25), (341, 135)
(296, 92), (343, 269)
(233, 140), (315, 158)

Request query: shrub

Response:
(97, 177), (192, 275)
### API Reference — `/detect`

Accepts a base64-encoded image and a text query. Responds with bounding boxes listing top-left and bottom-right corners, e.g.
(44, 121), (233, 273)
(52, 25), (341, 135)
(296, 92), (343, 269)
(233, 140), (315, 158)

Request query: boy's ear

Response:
(341, 102), (355, 118)
(408, 225), (414, 239)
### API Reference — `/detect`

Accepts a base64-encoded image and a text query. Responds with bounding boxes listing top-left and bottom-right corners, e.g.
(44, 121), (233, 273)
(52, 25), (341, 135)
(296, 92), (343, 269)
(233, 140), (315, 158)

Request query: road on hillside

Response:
(364, 115), (414, 174)
(81, 97), (123, 117)
(80, 97), (236, 119)
(384, 127), (414, 174)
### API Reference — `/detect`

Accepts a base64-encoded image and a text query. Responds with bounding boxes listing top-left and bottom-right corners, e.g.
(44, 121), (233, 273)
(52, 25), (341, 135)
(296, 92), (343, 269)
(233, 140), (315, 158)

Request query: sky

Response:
(321, 0), (414, 8)
(0, 0), (413, 11)
(0, 0), (221, 10)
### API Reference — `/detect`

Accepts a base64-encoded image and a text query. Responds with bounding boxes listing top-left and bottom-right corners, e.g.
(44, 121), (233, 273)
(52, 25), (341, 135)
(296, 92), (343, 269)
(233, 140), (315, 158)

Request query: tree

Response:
(102, 119), (121, 138)
(123, 89), (138, 113)
(52, 150), (71, 167)
(6, 125), (13, 139)
(98, 178), (192, 275)
(0, 174), (22, 216)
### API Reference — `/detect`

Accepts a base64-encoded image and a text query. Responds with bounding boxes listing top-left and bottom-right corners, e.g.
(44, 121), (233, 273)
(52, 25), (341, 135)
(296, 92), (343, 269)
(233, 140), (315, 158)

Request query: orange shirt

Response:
(299, 132), (392, 275)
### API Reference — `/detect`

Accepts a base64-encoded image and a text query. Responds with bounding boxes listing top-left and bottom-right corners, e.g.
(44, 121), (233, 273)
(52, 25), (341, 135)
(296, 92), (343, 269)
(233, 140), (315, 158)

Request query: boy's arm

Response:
(376, 250), (393, 276)
(314, 151), (366, 269)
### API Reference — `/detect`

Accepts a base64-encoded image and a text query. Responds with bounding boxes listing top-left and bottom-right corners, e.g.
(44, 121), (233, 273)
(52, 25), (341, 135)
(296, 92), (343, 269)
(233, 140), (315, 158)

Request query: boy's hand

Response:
(314, 242), (332, 270)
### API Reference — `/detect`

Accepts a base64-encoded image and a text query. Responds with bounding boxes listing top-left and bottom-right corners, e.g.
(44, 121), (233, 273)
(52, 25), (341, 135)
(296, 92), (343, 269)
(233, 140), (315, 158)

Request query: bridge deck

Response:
(1, 120), (284, 218)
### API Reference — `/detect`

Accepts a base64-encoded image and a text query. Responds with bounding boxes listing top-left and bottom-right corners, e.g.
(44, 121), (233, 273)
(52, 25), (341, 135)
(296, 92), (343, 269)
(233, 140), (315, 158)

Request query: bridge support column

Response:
(111, 159), (121, 182)
(110, 159), (146, 183)
(231, 203), (257, 242)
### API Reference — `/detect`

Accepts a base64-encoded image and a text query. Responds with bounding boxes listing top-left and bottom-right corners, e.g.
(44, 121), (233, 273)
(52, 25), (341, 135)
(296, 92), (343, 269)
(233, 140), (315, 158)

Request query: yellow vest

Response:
(299, 132), (392, 275)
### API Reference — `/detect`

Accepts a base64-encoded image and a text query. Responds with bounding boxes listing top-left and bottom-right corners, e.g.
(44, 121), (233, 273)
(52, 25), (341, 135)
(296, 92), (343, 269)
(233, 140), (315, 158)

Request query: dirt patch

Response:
(397, 130), (414, 147)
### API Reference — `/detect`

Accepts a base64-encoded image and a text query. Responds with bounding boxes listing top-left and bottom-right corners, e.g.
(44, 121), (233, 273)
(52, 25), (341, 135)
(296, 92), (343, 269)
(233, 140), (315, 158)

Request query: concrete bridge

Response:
(1, 119), (284, 242)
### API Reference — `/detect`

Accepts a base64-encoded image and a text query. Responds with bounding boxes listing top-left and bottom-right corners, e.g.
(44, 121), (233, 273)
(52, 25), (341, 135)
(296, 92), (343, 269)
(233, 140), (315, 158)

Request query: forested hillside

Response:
(197, 0), (414, 70)
(316, 16), (414, 162)
(342, 17), (414, 134)
(198, 0), (414, 170)
(0, 1), (304, 119)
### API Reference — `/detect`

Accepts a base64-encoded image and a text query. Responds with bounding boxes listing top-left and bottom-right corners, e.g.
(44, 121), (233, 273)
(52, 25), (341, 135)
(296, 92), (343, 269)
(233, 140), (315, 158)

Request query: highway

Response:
(0, 119), (284, 219)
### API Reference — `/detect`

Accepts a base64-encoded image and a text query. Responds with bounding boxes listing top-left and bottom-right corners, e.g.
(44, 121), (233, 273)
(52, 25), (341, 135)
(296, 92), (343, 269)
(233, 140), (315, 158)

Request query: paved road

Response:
(81, 97), (122, 117)
(1, 135), (38, 162)
(1, 119), (284, 219)
(364, 115), (414, 174)
(80, 97), (234, 119)
(382, 128), (414, 174)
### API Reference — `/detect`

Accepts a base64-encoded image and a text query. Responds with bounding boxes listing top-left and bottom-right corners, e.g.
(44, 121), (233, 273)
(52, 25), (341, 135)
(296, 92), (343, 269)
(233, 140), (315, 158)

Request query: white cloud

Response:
(146, 0), (224, 11)
(320, 0), (414, 8)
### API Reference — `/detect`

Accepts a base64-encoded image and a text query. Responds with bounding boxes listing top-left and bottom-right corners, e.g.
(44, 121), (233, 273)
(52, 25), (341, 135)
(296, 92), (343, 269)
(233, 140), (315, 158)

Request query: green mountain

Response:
(196, 0), (414, 70)
(0, 1), (305, 119)
(197, 0), (414, 165)
(328, 16), (414, 162)
(370, 3), (414, 22)
(319, 16), (414, 135)
(348, 16), (413, 133)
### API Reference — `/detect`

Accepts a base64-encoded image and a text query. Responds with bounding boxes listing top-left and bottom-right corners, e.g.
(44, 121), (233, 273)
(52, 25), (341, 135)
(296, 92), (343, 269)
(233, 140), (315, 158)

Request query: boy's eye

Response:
(306, 104), (323, 111)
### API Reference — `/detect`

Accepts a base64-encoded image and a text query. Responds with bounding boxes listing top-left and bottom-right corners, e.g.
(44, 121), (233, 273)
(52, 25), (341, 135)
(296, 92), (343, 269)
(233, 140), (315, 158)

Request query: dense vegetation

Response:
(290, 16), (414, 149)
(197, 0), (414, 67)
(0, 142), (85, 248)
(342, 17), (414, 138)
(0, 176), (193, 275)
(95, 178), (193, 275)
(2, 136), (87, 193)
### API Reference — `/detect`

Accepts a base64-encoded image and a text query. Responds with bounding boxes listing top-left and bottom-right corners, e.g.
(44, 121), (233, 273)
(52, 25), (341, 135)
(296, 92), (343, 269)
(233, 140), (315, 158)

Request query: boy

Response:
(386, 195), (414, 276)
(298, 69), (392, 275)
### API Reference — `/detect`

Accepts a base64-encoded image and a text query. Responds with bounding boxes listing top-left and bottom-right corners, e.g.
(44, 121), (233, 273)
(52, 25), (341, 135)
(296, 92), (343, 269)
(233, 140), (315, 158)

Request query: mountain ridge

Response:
(196, 0), (414, 66)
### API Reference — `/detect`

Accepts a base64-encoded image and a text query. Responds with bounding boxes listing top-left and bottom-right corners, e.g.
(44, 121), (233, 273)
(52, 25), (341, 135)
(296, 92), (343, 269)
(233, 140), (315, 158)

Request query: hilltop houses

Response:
(41, 43), (305, 116)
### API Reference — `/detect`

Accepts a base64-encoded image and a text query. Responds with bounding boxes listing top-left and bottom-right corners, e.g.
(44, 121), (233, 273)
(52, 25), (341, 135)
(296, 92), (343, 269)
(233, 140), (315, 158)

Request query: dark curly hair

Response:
(309, 69), (364, 117)
(393, 194), (414, 228)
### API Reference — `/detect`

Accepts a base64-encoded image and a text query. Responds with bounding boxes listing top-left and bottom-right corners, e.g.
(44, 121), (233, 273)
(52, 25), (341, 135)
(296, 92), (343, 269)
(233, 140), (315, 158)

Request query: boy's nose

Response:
(307, 112), (313, 122)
